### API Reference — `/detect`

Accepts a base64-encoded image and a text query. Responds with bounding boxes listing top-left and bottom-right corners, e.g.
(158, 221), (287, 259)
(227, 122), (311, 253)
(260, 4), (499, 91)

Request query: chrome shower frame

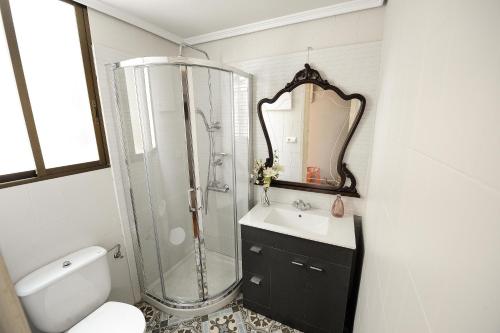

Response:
(109, 56), (253, 315)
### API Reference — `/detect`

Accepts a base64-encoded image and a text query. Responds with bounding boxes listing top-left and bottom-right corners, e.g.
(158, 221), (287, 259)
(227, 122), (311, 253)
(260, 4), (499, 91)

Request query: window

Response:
(0, 0), (108, 187)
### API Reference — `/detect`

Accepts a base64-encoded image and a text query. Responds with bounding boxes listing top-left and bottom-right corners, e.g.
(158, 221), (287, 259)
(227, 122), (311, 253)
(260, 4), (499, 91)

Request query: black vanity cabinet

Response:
(241, 218), (362, 333)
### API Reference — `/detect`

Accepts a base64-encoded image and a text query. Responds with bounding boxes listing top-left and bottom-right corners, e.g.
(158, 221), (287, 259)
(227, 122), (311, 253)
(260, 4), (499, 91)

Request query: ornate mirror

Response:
(257, 64), (365, 197)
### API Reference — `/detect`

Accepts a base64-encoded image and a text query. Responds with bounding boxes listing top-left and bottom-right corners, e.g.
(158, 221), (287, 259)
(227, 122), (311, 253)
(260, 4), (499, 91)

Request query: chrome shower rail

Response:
(112, 56), (252, 79)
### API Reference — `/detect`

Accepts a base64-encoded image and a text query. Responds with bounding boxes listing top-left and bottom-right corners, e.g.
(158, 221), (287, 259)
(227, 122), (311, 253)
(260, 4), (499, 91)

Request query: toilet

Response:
(15, 246), (146, 333)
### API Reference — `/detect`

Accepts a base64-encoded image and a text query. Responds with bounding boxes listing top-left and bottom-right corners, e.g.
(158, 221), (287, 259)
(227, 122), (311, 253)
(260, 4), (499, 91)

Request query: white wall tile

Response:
(236, 42), (382, 216)
(357, 0), (500, 332)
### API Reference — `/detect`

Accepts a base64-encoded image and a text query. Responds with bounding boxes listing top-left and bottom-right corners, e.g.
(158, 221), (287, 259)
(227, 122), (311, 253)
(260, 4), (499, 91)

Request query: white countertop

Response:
(239, 203), (356, 250)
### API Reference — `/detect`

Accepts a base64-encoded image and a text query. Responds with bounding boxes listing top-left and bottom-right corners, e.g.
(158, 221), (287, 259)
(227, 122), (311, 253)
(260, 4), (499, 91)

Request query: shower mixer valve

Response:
(208, 121), (221, 131)
(213, 152), (228, 157)
(208, 181), (230, 193)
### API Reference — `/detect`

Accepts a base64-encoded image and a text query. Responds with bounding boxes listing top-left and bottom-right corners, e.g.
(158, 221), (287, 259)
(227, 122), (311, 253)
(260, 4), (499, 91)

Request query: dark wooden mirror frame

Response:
(257, 63), (365, 197)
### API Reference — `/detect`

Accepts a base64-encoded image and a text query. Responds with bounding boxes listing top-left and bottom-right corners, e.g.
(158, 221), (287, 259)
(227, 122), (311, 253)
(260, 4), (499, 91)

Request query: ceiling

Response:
(97, 0), (351, 38)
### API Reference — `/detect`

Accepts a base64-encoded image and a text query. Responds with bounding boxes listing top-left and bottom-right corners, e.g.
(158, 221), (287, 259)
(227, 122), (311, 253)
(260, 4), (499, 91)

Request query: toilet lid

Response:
(68, 301), (146, 333)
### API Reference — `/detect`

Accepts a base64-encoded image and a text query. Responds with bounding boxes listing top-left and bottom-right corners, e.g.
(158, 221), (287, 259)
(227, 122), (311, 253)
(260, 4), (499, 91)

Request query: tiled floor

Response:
(136, 295), (301, 333)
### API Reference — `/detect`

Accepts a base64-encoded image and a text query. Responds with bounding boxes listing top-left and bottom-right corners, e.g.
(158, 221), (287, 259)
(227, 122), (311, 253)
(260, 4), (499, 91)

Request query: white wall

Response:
(197, 7), (385, 215)
(195, 7), (384, 63)
(0, 9), (178, 319)
(355, 0), (500, 332)
(89, 9), (179, 300)
(0, 169), (124, 289)
(88, 10), (178, 57)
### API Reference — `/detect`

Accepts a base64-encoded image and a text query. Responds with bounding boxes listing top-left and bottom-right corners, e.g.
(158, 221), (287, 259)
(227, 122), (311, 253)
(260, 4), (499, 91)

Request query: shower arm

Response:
(178, 42), (210, 60)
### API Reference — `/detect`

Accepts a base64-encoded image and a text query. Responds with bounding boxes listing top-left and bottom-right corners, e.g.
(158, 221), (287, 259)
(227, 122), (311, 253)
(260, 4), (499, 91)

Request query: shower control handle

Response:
(188, 188), (203, 212)
(197, 187), (205, 211)
(187, 188), (195, 212)
(188, 188), (204, 212)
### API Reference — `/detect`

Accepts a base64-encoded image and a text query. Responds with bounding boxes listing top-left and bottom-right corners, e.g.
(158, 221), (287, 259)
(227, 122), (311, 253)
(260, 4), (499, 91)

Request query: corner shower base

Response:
(146, 250), (242, 317)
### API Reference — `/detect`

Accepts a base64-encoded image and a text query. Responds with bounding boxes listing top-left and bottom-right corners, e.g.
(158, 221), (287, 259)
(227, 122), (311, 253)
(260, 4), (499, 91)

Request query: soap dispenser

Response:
(331, 195), (344, 218)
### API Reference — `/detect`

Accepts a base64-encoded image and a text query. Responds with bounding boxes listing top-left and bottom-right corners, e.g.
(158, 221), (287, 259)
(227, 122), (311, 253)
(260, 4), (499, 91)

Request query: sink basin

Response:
(238, 203), (356, 249)
(264, 207), (329, 235)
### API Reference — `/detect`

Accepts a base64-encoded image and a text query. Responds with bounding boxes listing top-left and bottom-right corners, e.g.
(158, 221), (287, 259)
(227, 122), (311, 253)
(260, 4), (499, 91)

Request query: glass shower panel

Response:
(134, 65), (203, 303)
(112, 67), (164, 300)
(189, 66), (238, 297)
(232, 73), (252, 278)
(232, 74), (251, 220)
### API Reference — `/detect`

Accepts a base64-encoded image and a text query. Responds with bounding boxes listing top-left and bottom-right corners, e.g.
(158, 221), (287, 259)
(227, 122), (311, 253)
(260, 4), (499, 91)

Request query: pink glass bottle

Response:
(331, 195), (344, 218)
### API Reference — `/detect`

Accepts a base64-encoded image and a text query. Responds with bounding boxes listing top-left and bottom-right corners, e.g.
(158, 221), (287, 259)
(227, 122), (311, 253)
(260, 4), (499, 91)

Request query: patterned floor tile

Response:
(201, 307), (244, 332)
(137, 301), (161, 330)
(136, 294), (300, 333)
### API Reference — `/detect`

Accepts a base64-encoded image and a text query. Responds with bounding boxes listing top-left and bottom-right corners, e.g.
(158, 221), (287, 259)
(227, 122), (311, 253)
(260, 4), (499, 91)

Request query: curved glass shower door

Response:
(114, 64), (204, 303)
(189, 66), (238, 298)
(111, 58), (252, 309)
(137, 65), (205, 303)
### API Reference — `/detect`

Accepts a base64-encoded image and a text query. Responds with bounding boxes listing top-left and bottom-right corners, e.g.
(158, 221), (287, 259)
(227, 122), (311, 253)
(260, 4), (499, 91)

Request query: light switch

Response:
(286, 137), (297, 143)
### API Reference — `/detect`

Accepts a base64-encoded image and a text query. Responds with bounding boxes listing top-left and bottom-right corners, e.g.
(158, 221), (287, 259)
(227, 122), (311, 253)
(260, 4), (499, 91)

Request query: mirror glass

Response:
(261, 83), (361, 186)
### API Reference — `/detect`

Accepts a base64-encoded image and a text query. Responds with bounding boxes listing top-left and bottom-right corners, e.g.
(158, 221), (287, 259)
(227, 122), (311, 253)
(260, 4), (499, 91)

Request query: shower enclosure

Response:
(109, 56), (252, 314)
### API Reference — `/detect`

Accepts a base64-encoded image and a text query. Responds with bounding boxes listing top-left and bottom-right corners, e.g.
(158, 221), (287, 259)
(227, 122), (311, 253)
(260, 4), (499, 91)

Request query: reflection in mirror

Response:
(262, 83), (361, 186)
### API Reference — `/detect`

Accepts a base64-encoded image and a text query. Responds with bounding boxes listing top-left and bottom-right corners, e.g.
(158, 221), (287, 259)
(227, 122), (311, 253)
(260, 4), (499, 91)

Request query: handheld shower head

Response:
(196, 109), (221, 132)
(196, 108), (210, 131)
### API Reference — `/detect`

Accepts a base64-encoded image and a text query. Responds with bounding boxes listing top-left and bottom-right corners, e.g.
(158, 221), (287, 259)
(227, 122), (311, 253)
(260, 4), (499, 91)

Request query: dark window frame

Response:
(0, 0), (109, 189)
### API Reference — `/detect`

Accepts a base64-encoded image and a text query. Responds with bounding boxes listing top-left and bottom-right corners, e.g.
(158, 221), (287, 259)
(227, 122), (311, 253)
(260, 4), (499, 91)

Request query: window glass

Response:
(0, 12), (35, 175)
(10, 0), (99, 168)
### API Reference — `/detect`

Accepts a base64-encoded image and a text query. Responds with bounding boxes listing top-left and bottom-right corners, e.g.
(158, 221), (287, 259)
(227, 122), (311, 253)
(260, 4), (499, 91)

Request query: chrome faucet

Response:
(292, 199), (311, 211)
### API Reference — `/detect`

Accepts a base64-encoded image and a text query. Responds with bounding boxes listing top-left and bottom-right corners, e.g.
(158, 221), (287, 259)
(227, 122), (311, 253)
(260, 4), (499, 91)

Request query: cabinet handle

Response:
(291, 261), (304, 267)
(309, 265), (324, 272)
(250, 276), (262, 285)
(249, 245), (262, 254)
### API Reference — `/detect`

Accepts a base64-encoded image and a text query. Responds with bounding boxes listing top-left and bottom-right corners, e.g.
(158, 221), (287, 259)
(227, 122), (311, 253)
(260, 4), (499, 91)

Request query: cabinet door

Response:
(242, 270), (270, 307)
(304, 258), (351, 332)
(270, 248), (308, 325)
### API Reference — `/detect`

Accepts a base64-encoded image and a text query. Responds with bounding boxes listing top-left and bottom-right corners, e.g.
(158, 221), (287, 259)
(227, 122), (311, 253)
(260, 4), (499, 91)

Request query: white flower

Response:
(263, 167), (278, 178)
(252, 154), (283, 187)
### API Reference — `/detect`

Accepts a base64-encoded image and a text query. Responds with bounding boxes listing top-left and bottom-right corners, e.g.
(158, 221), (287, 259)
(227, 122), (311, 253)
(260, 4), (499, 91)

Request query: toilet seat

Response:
(68, 301), (146, 333)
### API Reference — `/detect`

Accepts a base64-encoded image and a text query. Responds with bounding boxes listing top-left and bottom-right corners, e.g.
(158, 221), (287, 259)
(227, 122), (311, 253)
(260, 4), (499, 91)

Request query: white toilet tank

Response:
(15, 246), (111, 333)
